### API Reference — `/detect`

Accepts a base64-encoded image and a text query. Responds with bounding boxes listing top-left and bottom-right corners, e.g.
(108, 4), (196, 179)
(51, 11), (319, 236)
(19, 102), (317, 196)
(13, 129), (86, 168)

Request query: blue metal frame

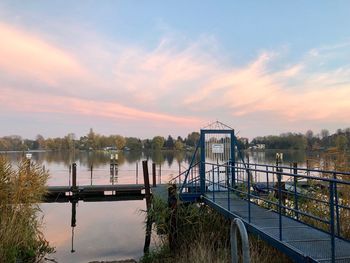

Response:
(199, 129), (235, 195)
(172, 126), (350, 262)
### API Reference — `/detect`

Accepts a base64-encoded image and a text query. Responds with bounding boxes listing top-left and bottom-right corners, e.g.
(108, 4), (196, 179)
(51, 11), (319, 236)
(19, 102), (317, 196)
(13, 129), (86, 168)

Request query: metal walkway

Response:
(204, 192), (350, 263)
(173, 123), (350, 263)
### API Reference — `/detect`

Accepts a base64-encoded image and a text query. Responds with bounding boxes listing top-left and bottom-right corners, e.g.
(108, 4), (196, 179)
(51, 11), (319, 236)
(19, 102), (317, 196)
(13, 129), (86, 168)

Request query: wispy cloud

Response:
(0, 20), (349, 137)
(0, 23), (87, 86)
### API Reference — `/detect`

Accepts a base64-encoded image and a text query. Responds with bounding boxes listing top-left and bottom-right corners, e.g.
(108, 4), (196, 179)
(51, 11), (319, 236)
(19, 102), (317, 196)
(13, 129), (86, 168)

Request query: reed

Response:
(0, 156), (54, 262)
(141, 196), (291, 263)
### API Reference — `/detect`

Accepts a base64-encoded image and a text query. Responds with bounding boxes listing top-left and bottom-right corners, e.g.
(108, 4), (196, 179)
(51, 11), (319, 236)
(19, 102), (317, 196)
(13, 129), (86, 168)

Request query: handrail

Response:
(231, 218), (250, 263)
(204, 161), (350, 185)
(169, 161), (200, 183)
(236, 161), (350, 177)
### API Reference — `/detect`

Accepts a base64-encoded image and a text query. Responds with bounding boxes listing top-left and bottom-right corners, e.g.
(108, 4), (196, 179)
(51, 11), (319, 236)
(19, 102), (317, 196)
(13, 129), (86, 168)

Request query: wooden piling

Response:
(168, 184), (178, 250)
(142, 160), (153, 253)
(152, 163), (157, 187)
(136, 162), (139, 184)
(142, 160), (151, 210)
(72, 163), (77, 191)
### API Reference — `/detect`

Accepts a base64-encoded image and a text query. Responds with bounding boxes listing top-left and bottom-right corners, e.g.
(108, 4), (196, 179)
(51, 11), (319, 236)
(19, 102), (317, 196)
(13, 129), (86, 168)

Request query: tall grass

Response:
(141, 196), (292, 263)
(0, 156), (54, 262)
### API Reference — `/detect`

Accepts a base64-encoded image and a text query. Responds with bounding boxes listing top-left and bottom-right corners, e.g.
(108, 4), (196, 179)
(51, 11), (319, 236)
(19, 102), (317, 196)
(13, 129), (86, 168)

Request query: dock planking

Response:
(44, 184), (145, 203)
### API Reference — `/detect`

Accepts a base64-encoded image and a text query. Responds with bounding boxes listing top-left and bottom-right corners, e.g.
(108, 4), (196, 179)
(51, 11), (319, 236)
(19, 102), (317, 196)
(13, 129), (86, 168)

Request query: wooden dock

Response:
(44, 183), (172, 203)
(44, 184), (145, 203)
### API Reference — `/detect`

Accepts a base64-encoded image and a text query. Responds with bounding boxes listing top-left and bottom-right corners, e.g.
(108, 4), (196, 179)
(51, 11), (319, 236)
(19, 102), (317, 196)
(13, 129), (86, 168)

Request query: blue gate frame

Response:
(199, 129), (236, 195)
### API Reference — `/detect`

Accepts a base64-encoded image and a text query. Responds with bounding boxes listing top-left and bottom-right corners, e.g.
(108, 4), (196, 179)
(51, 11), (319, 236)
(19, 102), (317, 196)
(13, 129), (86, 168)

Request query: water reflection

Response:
(2, 149), (313, 262)
(41, 200), (147, 262)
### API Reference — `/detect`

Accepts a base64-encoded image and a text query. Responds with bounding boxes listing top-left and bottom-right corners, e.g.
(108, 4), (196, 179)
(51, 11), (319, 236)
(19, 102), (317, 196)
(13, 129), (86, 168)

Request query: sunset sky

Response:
(0, 1), (350, 139)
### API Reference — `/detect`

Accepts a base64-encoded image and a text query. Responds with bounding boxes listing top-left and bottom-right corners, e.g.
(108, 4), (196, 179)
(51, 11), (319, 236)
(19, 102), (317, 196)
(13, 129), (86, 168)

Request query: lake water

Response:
(1, 149), (310, 262)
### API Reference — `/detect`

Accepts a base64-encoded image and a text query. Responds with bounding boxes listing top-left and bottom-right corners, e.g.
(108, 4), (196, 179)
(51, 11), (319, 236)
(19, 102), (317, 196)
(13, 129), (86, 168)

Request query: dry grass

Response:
(0, 156), (54, 262)
(141, 197), (292, 263)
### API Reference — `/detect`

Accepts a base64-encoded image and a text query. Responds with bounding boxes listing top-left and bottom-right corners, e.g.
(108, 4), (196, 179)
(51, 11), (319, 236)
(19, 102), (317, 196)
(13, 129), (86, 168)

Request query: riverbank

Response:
(141, 196), (292, 263)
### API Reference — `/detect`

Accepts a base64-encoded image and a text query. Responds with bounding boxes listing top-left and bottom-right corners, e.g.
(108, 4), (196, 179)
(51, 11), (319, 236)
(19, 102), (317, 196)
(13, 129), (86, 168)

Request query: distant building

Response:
(248, 144), (266, 151)
(256, 144), (265, 150)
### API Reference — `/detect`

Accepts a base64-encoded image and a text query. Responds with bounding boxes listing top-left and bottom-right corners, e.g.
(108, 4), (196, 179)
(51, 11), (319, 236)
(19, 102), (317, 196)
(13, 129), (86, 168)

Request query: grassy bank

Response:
(141, 196), (292, 263)
(0, 157), (54, 262)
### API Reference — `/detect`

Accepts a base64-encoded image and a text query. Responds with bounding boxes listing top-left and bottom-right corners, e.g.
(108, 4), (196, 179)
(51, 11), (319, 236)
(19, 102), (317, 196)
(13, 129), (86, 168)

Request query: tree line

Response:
(1, 127), (349, 152)
(0, 128), (201, 152)
(250, 128), (350, 151)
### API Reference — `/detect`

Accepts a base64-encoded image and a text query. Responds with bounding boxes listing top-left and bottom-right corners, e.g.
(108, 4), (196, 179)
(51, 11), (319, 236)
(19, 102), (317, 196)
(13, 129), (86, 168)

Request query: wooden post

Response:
(142, 160), (153, 254)
(142, 160), (151, 210)
(71, 200), (77, 253)
(136, 162), (138, 184)
(152, 162), (157, 187)
(69, 164), (71, 186)
(72, 163), (77, 191)
(90, 164), (93, 186)
(168, 184), (178, 250)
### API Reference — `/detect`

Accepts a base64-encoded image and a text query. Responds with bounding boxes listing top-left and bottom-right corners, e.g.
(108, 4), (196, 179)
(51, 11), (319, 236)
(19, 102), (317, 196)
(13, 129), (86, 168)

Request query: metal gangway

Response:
(172, 122), (350, 263)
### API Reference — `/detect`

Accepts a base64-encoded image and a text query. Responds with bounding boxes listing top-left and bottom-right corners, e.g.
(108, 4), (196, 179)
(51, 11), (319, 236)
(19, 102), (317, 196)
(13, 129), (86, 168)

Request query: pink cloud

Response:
(0, 22), (87, 86)
(0, 21), (349, 136)
(0, 87), (203, 127)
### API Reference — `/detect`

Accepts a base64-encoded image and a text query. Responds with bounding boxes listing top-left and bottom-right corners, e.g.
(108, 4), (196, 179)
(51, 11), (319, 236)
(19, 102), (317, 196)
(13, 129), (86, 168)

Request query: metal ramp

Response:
(172, 122), (350, 263)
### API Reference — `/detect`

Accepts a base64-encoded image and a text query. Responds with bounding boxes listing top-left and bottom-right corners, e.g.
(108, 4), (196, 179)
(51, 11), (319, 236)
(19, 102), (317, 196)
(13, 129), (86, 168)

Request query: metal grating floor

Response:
(204, 192), (350, 263)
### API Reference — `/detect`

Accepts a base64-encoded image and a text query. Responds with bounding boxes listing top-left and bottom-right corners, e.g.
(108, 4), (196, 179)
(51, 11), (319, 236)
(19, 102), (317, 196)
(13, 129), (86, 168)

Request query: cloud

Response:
(0, 87), (202, 126)
(0, 20), (349, 137)
(0, 22), (87, 86)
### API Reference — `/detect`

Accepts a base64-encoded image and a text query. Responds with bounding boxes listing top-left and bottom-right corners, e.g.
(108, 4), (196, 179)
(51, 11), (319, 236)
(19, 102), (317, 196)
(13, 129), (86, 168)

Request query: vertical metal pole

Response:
(212, 164), (215, 201)
(231, 131), (236, 187)
(152, 163), (156, 187)
(293, 163), (299, 220)
(329, 181), (335, 263)
(227, 165), (231, 212)
(254, 163), (257, 183)
(247, 161), (251, 223)
(200, 131), (206, 195)
(333, 173), (340, 237)
(266, 166), (269, 191)
(278, 172), (282, 241)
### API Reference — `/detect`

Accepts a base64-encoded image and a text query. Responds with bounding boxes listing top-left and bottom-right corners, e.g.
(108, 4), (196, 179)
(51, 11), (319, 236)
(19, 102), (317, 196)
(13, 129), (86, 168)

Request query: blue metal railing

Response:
(177, 160), (350, 263)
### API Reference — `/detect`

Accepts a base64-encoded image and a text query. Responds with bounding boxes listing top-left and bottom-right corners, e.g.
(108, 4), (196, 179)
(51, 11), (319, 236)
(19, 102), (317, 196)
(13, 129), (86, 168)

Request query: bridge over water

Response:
(173, 122), (350, 263)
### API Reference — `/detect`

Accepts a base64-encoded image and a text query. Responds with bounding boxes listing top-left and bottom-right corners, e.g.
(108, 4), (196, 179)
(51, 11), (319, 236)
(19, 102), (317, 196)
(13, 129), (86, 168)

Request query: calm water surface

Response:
(1, 149), (309, 262)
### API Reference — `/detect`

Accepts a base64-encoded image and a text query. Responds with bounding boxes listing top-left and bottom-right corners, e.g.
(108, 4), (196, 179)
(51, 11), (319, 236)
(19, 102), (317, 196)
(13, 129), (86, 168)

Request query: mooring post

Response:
(142, 160), (151, 210)
(90, 164), (93, 186)
(152, 162), (157, 187)
(142, 160), (153, 254)
(168, 184), (178, 250)
(136, 162), (138, 184)
(71, 200), (77, 253)
(72, 163), (77, 193)
(69, 164), (71, 186)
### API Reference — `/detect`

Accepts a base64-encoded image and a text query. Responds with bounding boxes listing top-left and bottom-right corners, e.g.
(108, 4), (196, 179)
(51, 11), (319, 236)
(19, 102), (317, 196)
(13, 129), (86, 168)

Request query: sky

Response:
(0, 1), (350, 140)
